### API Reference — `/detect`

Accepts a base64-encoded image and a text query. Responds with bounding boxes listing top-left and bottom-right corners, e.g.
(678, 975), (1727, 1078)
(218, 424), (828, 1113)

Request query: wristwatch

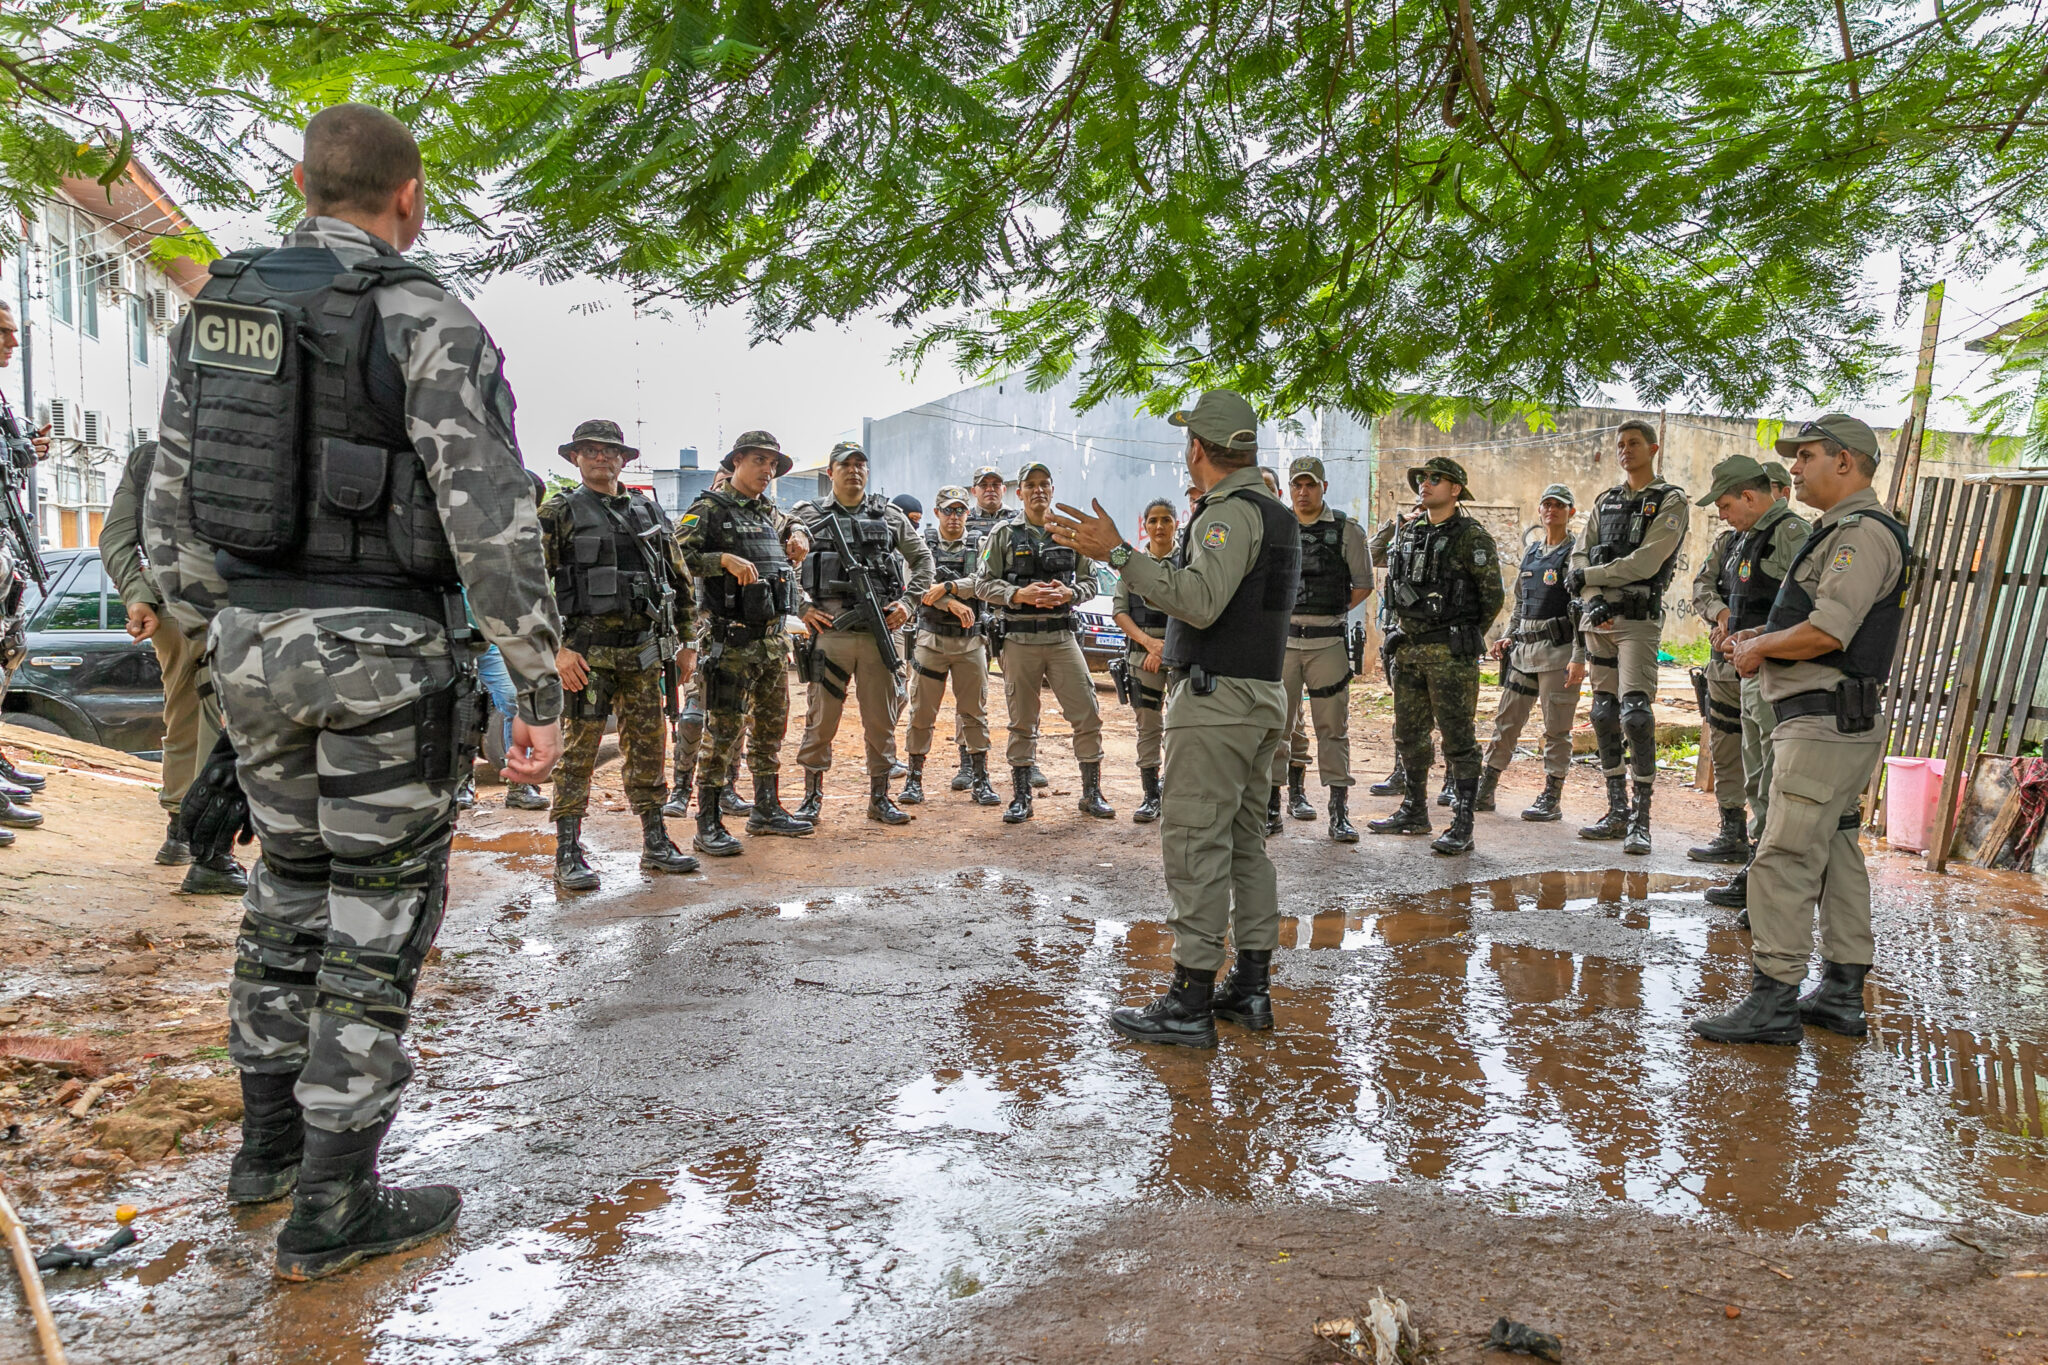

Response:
(1108, 543), (1133, 569)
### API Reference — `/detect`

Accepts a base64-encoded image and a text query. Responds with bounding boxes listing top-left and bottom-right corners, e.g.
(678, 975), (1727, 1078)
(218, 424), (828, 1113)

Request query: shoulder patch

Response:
(1473, 546), (1491, 566)
(679, 512), (700, 528)
(1830, 545), (1855, 573)
(1202, 522), (1229, 550)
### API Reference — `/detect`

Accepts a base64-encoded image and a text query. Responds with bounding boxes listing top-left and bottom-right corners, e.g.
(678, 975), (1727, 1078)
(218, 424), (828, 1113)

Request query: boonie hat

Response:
(1537, 483), (1575, 508)
(1016, 460), (1053, 483)
(1168, 389), (1260, 452)
(1705, 454), (1772, 504)
(1774, 412), (1881, 461)
(971, 464), (1006, 486)
(558, 418), (638, 462)
(1289, 455), (1327, 483)
(828, 440), (868, 467)
(720, 429), (792, 478)
(935, 485), (970, 511)
(1762, 460), (1793, 488)
(1407, 455), (1474, 501)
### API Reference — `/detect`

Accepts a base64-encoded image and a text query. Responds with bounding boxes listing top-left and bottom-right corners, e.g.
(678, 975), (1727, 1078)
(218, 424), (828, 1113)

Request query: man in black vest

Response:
(1481, 484), (1584, 821)
(899, 485), (1000, 806)
(1111, 497), (1179, 822)
(540, 420), (700, 888)
(1050, 390), (1301, 1048)
(1693, 414), (1904, 1045)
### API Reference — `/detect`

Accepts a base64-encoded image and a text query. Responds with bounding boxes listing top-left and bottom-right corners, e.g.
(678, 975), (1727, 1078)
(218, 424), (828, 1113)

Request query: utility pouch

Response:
(791, 631), (817, 684)
(1392, 582), (1421, 610)
(1109, 656), (1131, 706)
(1190, 663), (1216, 696)
(1835, 677), (1880, 734)
(568, 670), (615, 722)
(740, 580), (775, 624)
(385, 449), (458, 578)
(316, 439), (391, 517)
(446, 672), (483, 783)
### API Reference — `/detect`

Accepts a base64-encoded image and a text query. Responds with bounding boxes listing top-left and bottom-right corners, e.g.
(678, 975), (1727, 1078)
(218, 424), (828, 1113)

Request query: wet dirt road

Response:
(13, 720), (2048, 1363)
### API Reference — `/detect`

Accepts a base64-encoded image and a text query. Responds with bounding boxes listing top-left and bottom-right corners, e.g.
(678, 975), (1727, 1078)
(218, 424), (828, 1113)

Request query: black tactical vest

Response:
(801, 497), (904, 603)
(1293, 510), (1353, 616)
(691, 489), (796, 624)
(1587, 481), (1683, 594)
(965, 507), (1012, 539)
(1163, 490), (1301, 681)
(919, 528), (983, 634)
(181, 246), (459, 613)
(1124, 583), (1169, 636)
(1000, 521), (1080, 626)
(1763, 507), (1912, 680)
(1387, 514), (1479, 625)
(1722, 509), (1800, 633)
(1516, 535), (1575, 622)
(551, 486), (668, 623)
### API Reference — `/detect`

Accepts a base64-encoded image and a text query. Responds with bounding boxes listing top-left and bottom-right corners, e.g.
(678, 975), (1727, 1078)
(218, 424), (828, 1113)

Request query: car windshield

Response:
(1094, 566), (1117, 595)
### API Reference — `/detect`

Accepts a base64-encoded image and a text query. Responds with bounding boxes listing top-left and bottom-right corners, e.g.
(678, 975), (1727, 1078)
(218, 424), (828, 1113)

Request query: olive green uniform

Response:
(973, 521), (1104, 768)
(1691, 528), (1747, 806)
(1694, 501), (1809, 832)
(1271, 506), (1372, 789)
(905, 532), (992, 758)
(1484, 533), (1585, 778)
(1574, 483), (1689, 736)
(1112, 552), (1173, 768)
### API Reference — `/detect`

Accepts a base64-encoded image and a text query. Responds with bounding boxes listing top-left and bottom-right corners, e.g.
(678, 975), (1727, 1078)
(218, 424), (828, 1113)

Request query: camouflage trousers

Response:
(697, 632), (790, 789)
(1390, 641), (1482, 783)
(553, 642), (669, 820)
(214, 607), (459, 1136)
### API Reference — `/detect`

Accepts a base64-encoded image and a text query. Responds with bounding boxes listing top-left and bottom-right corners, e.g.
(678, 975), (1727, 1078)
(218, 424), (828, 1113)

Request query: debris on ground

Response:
(34, 1224), (136, 1270)
(91, 1076), (240, 1162)
(1312, 1288), (1422, 1363)
(0, 1036), (108, 1078)
(1485, 1316), (1564, 1361)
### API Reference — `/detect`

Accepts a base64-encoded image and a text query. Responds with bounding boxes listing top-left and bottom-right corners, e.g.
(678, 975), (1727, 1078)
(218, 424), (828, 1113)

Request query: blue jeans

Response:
(476, 646), (517, 754)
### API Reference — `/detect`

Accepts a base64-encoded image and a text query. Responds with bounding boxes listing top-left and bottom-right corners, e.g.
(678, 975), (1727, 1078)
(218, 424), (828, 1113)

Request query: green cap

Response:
(1705, 454), (1771, 504)
(1288, 455), (1326, 483)
(721, 429), (791, 477)
(1407, 455), (1473, 501)
(1016, 460), (1052, 483)
(935, 485), (970, 511)
(1774, 413), (1881, 460)
(559, 418), (638, 463)
(1538, 483), (1575, 508)
(1168, 389), (1260, 452)
(828, 440), (868, 467)
(1762, 460), (1793, 488)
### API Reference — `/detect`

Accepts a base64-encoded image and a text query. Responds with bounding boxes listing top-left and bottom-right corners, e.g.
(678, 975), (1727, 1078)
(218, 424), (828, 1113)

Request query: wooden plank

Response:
(1873, 477), (1951, 827)
(1894, 281), (1945, 522)
(1931, 485), (2022, 872)
(1984, 485), (2048, 755)
(1968, 485), (2038, 756)
(1892, 478), (1960, 759)
(1911, 481), (1987, 760)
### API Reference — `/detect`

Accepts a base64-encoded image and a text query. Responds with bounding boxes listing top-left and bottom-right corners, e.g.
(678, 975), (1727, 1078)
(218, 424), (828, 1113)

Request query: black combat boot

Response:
(1703, 865), (1749, 908)
(504, 782), (549, 811)
(868, 775), (913, 825)
(949, 743), (974, 793)
(1077, 761), (1114, 818)
(638, 808), (700, 874)
(1028, 763), (1049, 789)
(660, 788), (690, 818)
(1521, 775), (1565, 823)
(1688, 805), (1751, 864)
(899, 753), (927, 805)
(968, 752), (1001, 807)
(1287, 765), (1316, 820)
(180, 852), (250, 896)
(1108, 963), (1218, 1048)
(1798, 961), (1871, 1037)
(1689, 970), (1804, 1045)
(555, 817), (601, 889)
(1474, 767), (1500, 813)
(888, 756), (909, 779)
(0, 753), (45, 792)
(719, 781), (753, 816)
(1368, 755), (1406, 797)
(1327, 787), (1359, 843)
(1133, 767), (1162, 824)
(746, 775), (814, 836)
(1368, 773), (1432, 835)
(1432, 777), (1478, 854)
(1265, 786), (1284, 835)
(794, 770), (824, 823)
(1004, 766), (1034, 824)
(155, 812), (193, 867)
(274, 1117), (461, 1281)
(1578, 775), (1630, 840)
(454, 772), (476, 811)
(228, 1071), (304, 1204)
(693, 785), (744, 857)
(1211, 949), (1274, 1031)
(1435, 772), (1455, 808)
(0, 796), (43, 829)
(1623, 780), (1654, 856)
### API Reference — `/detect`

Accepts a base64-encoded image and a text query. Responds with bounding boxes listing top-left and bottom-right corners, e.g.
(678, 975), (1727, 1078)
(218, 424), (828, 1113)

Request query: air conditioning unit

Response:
(80, 410), (103, 448)
(146, 289), (183, 333)
(88, 254), (125, 301)
(129, 426), (155, 452)
(43, 398), (71, 439)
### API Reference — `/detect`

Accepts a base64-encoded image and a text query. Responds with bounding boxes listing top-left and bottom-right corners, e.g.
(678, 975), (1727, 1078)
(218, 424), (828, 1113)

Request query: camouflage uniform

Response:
(145, 216), (562, 1136)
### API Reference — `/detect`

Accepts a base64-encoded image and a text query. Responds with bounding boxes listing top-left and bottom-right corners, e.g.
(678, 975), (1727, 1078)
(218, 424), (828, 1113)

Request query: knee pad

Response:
(675, 705), (706, 750)
(234, 907), (324, 989)
(318, 826), (452, 1035)
(1621, 690), (1658, 776)
(1589, 690), (1621, 732)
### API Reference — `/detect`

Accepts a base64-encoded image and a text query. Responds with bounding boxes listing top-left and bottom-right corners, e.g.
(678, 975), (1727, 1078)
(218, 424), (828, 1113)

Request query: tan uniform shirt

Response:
(1758, 486), (1904, 742)
(1288, 504), (1373, 637)
(1575, 482), (1690, 606)
(916, 531), (985, 657)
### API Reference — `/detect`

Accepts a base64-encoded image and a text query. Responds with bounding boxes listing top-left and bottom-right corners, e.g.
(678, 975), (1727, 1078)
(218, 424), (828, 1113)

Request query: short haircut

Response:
(301, 104), (423, 214)
(1810, 436), (1878, 478)
(1196, 434), (1257, 469)
(1723, 475), (1772, 500)
(1616, 418), (1659, 447)
(1142, 498), (1177, 521)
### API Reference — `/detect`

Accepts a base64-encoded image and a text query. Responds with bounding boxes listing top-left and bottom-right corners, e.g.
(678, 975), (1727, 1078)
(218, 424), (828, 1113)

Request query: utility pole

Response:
(1888, 281), (1944, 525)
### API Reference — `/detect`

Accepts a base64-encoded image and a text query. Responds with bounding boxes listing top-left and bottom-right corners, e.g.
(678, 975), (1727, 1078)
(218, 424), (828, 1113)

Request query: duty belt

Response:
(568, 624), (657, 650)
(1771, 688), (1843, 723)
(1512, 615), (1574, 645)
(226, 579), (448, 619)
(922, 617), (977, 638)
(1393, 625), (1455, 647)
(706, 617), (776, 646)
(1288, 622), (1346, 639)
(1004, 613), (1075, 633)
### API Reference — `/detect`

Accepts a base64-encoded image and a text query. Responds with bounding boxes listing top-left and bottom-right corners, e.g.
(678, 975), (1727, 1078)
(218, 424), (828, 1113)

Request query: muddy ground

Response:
(3, 666), (2048, 1364)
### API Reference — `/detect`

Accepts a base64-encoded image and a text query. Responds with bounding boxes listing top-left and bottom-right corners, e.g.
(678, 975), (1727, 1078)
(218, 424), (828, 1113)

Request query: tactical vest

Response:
(1387, 514), (1480, 626)
(1163, 490), (1301, 681)
(1763, 508), (1912, 679)
(181, 245), (459, 615)
(1293, 510), (1353, 616)
(919, 527), (983, 634)
(1722, 509), (1800, 633)
(1124, 582), (1169, 637)
(801, 497), (905, 604)
(1515, 535), (1575, 623)
(965, 507), (1011, 539)
(691, 489), (796, 625)
(1000, 521), (1080, 630)
(1587, 481), (1683, 595)
(551, 486), (668, 625)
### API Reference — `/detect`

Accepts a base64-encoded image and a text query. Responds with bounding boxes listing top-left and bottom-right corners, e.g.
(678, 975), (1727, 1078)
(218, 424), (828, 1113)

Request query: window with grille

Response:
(128, 292), (149, 364)
(47, 214), (74, 327)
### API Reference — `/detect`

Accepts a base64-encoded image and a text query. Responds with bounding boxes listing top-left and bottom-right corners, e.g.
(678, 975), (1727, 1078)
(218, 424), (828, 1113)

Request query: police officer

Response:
(792, 442), (934, 824)
(974, 461), (1112, 823)
(900, 486), (1000, 806)
(1111, 497), (1179, 822)
(144, 105), (564, 1279)
(663, 466), (753, 821)
(1367, 457), (1505, 855)
(0, 299), (52, 811)
(541, 420), (699, 889)
(1273, 455), (1372, 841)
(1048, 390), (1299, 1047)
(674, 432), (814, 854)
(1366, 491), (1427, 796)
(1571, 419), (1690, 854)
(1690, 455), (1812, 869)
(1481, 484), (1584, 821)
(965, 465), (1013, 537)
(1692, 414), (1905, 1045)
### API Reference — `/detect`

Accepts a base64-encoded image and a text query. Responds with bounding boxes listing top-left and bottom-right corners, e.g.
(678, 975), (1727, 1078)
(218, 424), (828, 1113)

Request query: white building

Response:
(3, 164), (206, 549)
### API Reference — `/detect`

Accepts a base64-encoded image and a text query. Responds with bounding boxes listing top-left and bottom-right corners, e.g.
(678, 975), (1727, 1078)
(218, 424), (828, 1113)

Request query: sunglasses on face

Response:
(1420, 473), (1450, 486)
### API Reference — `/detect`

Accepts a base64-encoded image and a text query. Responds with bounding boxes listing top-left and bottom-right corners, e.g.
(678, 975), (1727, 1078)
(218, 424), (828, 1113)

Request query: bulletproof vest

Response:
(1387, 514), (1479, 625)
(918, 527), (983, 632)
(1763, 507), (1912, 680)
(1515, 534), (1575, 622)
(691, 489), (796, 624)
(1163, 489), (1301, 681)
(1000, 521), (1080, 624)
(965, 507), (1011, 539)
(552, 485), (668, 622)
(1293, 510), (1353, 616)
(1722, 508), (1799, 633)
(1125, 583), (1169, 636)
(801, 497), (905, 603)
(1586, 481), (1683, 594)
(180, 245), (458, 608)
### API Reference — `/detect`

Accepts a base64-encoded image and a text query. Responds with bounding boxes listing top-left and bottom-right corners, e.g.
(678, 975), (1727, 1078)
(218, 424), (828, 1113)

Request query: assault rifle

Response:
(816, 511), (904, 676)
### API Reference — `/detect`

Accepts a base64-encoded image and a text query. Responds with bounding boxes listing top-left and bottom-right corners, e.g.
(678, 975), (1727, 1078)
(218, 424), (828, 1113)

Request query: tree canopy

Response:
(6, 1), (2044, 420)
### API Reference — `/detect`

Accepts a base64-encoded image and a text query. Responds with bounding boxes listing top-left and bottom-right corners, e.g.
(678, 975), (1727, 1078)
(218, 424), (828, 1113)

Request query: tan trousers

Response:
(154, 620), (220, 810)
(1582, 616), (1663, 698)
(797, 629), (901, 779)
(1483, 662), (1580, 778)
(1161, 714), (1284, 972)
(1739, 674), (1780, 837)
(1270, 639), (1353, 787)
(1748, 729), (1885, 984)
(1130, 653), (1165, 769)
(905, 642), (990, 755)
(1703, 656), (1745, 810)
(999, 634), (1103, 768)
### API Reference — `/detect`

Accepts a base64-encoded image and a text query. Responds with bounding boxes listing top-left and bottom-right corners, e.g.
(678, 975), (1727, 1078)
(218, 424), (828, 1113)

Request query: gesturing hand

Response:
(1047, 500), (1126, 561)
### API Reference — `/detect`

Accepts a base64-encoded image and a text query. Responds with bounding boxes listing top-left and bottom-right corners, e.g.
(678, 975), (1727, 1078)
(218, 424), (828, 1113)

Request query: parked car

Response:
(1074, 565), (1126, 672)
(1, 549), (166, 755)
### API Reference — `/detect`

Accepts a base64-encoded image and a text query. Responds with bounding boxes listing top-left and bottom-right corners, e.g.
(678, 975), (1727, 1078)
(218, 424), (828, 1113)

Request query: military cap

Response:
(935, 485), (970, 511)
(1705, 454), (1773, 504)
(558, 418), (638, 462)
(827, 440), (870, 468)
(1774, 412), (1881, 460)
(1537, 483), (1575, 508)
(971, 464), (1007, 486)
(1168, 389), (1260, 452)
(891, 492), (923, 516)
(1762, 460), (1793, 488)
(1289, 455), (1327, 483)
(1406, 455), (1474, 500)
(1016, 460), (1053, 483)
(720, 429), (791, 477)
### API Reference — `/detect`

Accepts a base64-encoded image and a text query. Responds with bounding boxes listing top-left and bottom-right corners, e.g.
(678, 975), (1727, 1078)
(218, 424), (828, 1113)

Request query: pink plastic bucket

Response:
(1883, 756), (1948, 853)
